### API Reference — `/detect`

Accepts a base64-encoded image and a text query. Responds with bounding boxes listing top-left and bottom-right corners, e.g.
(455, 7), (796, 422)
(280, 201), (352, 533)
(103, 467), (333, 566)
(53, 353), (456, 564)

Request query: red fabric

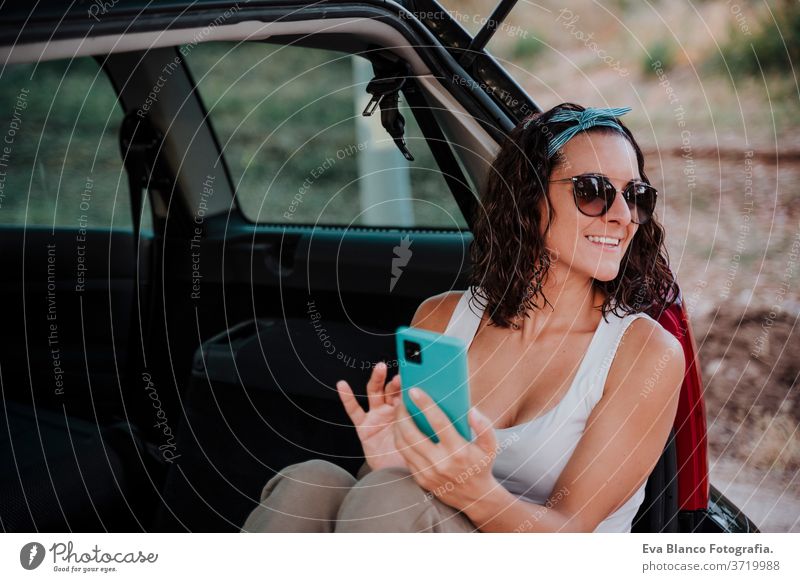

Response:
(657, 303), (709, 510)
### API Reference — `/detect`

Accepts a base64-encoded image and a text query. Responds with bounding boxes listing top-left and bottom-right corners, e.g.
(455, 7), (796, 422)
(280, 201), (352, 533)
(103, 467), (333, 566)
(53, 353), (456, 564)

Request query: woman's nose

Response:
(604, 183), (633, 225)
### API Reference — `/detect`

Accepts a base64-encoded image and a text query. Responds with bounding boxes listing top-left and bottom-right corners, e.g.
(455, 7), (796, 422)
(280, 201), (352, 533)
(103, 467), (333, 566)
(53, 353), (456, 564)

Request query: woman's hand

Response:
(393, 387), (501, 513)
(336, 362), (408, 471)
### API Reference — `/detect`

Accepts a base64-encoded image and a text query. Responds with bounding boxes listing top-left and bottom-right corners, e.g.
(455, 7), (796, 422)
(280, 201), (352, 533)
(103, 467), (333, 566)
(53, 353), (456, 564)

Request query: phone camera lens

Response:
(403, 340), (422, 364)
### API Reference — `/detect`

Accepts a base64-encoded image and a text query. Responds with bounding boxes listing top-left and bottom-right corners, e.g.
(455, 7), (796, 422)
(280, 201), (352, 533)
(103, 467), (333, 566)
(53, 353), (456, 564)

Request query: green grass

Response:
(0, 59), (133, 229)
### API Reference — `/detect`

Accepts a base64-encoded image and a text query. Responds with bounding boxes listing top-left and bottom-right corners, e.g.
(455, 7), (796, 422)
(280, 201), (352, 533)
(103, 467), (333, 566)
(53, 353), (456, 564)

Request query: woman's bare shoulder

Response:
(622, 315), (683, 357)
(410, 290), (465, 334)
(609, 314), (685, 395)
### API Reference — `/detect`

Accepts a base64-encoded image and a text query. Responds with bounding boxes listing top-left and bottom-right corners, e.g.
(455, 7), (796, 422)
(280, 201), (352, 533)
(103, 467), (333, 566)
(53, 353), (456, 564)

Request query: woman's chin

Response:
(584, 263), (621, 282)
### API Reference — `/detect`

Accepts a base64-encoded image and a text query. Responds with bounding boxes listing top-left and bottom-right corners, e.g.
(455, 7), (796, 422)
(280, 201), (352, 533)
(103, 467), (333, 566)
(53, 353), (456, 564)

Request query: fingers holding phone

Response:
(336, 362), (408, 470)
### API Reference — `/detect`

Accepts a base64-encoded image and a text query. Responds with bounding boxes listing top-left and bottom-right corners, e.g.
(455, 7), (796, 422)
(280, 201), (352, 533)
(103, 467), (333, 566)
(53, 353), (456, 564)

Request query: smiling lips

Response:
(585, 234), (622, 251)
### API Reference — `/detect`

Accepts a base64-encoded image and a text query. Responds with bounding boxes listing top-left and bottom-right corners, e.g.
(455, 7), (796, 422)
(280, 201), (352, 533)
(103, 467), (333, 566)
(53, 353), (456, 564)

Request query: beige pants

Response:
(240, 459), (479, 533)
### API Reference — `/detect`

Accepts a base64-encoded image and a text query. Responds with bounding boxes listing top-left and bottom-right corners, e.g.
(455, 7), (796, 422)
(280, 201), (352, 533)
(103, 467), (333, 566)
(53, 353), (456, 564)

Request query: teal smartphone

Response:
(395, 326), (473, 443)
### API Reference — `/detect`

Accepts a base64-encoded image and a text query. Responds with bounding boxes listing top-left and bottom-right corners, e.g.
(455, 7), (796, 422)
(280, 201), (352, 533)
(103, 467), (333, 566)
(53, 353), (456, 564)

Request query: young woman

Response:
(241, 103), (685, 533)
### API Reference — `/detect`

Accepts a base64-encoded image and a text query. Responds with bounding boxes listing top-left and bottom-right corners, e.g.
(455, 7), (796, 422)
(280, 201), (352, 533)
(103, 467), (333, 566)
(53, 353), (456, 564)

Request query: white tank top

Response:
(443, 286), (652, 533)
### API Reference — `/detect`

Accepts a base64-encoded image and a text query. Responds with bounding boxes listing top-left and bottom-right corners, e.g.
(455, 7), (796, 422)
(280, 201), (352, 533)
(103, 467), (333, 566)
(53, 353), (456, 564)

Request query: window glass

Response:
(185, 42), (467, 229)
(0, 58), (136, 230)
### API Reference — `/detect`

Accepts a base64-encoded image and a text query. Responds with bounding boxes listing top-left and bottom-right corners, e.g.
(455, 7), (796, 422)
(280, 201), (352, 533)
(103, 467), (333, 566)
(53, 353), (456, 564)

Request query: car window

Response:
(184, 42), (468, 230)
(0, 58), (139, 230)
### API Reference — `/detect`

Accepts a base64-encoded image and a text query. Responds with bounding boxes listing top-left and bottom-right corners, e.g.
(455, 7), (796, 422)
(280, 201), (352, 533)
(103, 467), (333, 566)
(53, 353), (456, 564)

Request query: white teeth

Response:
(586, 235), (620, 246)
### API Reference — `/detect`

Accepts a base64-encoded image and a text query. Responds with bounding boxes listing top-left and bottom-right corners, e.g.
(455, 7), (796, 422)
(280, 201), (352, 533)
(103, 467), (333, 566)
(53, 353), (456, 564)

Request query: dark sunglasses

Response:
(549, 173), (657, 225)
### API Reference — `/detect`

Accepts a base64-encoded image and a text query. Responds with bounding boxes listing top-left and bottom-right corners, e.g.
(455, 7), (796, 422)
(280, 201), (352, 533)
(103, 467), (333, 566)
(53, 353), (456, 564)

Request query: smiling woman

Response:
(470, 103), (677, 330)
(241, 103), (685, 533)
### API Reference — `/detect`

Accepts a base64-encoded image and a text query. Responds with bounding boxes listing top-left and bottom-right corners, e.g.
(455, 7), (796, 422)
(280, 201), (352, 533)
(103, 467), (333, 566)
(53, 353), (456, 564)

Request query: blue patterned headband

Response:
(523, 106), (632, 159)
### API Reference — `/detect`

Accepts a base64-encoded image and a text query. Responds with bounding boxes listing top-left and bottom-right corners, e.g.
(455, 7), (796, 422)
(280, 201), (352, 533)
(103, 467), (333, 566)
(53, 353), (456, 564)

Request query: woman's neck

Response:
(513, 265), (603, 341)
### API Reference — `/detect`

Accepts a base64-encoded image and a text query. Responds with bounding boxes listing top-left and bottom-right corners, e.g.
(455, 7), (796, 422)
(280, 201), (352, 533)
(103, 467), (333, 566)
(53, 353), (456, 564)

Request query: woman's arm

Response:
(463, 317), (685, 532)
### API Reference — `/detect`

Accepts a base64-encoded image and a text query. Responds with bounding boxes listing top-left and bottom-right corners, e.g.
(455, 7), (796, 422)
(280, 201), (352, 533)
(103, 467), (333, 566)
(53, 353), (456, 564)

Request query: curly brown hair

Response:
(467, 102), (679, 329)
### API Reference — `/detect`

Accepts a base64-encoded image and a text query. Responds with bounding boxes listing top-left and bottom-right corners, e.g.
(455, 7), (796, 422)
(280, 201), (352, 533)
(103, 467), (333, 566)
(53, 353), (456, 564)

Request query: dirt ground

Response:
(694, 307), (799, 532)
(655, 144), (799, 533)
